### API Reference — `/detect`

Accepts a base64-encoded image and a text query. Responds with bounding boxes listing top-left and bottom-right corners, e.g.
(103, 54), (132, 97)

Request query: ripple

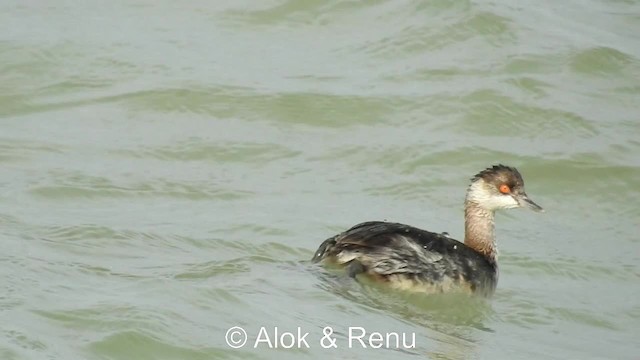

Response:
(308, 143), (432, 176)
(116, 140), (299, 163)
(457, 89), (599, 138)
(174, 242), (309, 281)
(503, 255), (634, 281)
(313, 144), (534, 177)
(89, 331), (237, 360)
(173, 260), (251, 280)
(43, 224), (128, 242)
(569, 46), (639, 76)
(0, 138), (66, 163)
(462, 11), (515, 43)
(612, 84), (640, 95)
(0, 42), (131, 117)
(496, 291), (620, 331)
(123, 86), (400, 128)
(347, 5), (514, 57)
(364, 180), (442, 201)
(0, 213), (23, 228)
(220, 0), (366, 27)
(502, 54), (565, 75)
(29, 171), (251, 200)
(546, 307), (619, 330)
(3, 329), (46, 352)
(523, 161), (640, 210)
(504, 77), (551, 97)
(0, 348), (19, 360)
(36, 224), (191, 258)
(312, 264), (494, 340)
(213, 223), (294, 237)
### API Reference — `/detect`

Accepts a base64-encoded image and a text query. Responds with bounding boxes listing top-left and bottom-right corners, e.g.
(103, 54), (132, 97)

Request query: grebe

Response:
(311, 165), (543, 297)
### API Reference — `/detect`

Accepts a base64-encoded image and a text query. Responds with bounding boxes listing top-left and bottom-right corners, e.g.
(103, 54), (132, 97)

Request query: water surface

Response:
(1, 1), (639, 359)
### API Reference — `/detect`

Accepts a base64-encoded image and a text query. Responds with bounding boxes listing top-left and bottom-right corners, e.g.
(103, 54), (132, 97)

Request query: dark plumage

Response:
(312, 221), (498, 296)
(472, 164), (523, 185)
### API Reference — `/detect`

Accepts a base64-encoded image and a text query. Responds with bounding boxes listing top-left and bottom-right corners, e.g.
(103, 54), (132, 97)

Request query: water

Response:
(1, 1), (639, 359)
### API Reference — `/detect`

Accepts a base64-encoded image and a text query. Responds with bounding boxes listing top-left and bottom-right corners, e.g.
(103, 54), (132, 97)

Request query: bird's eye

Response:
(499, 184), (511, 194)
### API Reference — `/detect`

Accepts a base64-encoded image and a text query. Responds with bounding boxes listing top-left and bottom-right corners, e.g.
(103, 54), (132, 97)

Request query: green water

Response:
(1, 1), (639, 359)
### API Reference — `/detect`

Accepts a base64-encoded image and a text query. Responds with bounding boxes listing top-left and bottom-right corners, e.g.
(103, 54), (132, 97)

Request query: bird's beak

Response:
(516, 193), (544, 212)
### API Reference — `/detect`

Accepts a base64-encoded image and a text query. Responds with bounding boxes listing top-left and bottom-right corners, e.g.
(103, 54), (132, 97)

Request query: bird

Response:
(311, 164), (544, 297)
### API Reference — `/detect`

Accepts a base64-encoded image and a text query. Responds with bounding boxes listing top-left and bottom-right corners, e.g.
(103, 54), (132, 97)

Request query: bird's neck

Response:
(463, 201), (497, 262)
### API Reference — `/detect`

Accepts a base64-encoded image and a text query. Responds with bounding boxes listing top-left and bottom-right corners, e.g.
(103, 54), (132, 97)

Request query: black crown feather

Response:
(471, 164), (521, 182)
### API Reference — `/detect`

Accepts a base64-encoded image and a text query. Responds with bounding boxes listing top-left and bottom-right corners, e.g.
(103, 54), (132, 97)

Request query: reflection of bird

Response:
(312, 165), (544, 297)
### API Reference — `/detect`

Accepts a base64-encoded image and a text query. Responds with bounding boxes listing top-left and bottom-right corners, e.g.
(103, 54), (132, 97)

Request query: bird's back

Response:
(312, 221), (498, 296)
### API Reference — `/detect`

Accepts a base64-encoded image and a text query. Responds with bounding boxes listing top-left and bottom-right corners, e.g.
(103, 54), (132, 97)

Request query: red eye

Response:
(499, 184), (510, 194)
